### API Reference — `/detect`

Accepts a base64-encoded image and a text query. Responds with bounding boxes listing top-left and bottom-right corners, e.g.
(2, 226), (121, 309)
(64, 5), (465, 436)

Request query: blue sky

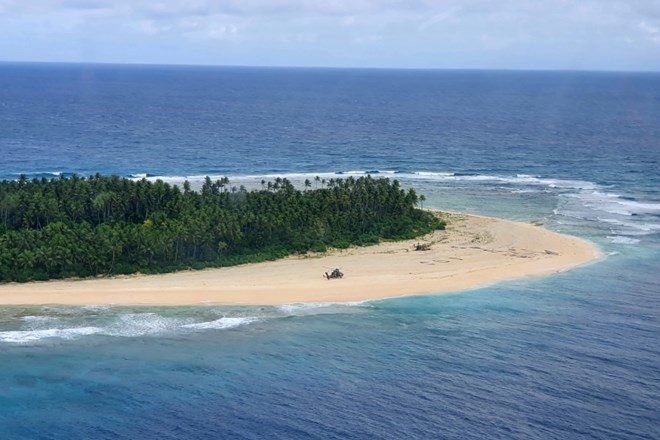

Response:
(1, 0), (659, 71)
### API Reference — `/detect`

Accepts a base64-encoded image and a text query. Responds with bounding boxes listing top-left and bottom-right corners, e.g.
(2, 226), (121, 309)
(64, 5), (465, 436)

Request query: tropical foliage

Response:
(0, 174), (444, 282)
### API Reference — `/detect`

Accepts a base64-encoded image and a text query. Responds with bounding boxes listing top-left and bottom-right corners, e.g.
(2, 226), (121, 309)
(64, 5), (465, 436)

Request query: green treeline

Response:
(0, 174), (444, 282)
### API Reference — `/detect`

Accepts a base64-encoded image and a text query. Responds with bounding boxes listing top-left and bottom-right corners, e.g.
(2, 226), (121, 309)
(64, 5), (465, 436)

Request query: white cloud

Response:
(204, 23), (238, 40)
(0, 0), (659, 69)
(639, 19), (660, 44)
(134, 19), (170, 36)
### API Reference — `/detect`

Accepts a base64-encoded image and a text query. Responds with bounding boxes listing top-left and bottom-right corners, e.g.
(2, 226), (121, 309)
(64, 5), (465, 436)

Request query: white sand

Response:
(0, 212), (601, 305)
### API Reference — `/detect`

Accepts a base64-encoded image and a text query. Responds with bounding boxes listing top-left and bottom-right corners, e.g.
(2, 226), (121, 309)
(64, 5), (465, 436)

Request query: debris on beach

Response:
(414, 243), (432, 251)
(324, 268), (344, 280)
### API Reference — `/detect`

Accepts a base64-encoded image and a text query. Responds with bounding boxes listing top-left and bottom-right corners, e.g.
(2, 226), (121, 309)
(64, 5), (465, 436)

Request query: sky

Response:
(0, 0), (659, 71)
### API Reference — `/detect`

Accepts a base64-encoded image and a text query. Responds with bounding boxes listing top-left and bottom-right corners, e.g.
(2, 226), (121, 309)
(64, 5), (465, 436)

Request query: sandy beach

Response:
(0, 212), (601, 305)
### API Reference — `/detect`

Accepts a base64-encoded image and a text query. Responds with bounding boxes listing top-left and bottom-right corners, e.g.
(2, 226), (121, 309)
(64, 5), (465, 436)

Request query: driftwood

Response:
(414, 242), (432, 251)
(324, 268), (344, 280)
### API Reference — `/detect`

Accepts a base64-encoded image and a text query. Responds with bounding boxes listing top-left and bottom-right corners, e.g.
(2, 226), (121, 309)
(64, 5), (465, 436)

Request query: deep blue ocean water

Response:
(0, 63), (659, 439)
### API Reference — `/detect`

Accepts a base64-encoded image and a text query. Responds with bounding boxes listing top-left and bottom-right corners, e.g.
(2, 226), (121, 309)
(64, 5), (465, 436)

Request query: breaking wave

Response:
(0, 327), (103, 344)
(0, 301), (372, 344)
(607, 236), (642, 244)
(182, 317), (258, 330)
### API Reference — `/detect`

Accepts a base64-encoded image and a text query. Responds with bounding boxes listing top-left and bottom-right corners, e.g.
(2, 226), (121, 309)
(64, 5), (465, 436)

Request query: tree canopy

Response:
(0, 174), (444, 282)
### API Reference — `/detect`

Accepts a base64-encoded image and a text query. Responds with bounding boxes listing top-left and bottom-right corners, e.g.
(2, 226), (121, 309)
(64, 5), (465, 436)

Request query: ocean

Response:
(0, 63), (659, 439)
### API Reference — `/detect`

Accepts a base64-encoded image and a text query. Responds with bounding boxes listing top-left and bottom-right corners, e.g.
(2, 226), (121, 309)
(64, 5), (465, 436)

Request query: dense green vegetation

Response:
(0, 174), (444, 282)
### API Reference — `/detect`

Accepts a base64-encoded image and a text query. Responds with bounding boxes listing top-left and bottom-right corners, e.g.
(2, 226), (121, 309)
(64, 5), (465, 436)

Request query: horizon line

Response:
(0, 59), (658, 75)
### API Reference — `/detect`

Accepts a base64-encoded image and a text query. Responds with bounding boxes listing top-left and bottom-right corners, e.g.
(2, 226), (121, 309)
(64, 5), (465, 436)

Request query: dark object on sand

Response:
(324, 268), (344, 279)
(414, 243), (432, 251)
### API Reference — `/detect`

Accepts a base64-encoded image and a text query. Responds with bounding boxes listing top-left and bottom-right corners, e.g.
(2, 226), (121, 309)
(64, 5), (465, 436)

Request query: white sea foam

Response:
(0, 327), (102, 344)
(552, 185), (660, 238)
(415, 171), (454, 177)
(182, 316), (258, 330)
(510, 189), (542, 194)
(19, 315), (63, 331)
(408, 172), (598, 190)
(21, 315), (60, 324)
(607, 236), (641, 244)
(12, 171), (64, 179)
(597, 218), (660, 234)
(337, 170), (395, 175)
(598, 218), (630, 226)
(80, 304), (113, 313)
(568, 191), (660, 216)
(33, 171), (63, 177)
(277, 301), (369, 315)
(103, 313), (192, 337)
(0, 312), (261, 343)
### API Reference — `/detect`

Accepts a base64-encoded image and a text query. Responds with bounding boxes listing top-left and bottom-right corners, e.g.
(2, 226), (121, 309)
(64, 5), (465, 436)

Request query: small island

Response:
(0, 174), (600, 305)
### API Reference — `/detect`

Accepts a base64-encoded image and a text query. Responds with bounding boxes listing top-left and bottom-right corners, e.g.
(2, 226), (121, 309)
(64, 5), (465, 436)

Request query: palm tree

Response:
(304, 179), (312, 191)
(218, 176), (230, 192)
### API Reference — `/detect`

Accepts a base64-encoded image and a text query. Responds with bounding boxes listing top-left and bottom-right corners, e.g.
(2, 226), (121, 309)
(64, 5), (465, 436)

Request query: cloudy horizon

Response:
(1, 0), (659, 71)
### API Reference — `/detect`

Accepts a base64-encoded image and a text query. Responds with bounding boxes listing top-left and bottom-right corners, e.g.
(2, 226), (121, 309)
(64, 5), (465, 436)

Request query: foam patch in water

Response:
(607, 236), (641, 244)
(104, 313), (192, 337)
(182, 316), (258, 330)
(277, 301), (370, 315)
(0, 327), (102, 343)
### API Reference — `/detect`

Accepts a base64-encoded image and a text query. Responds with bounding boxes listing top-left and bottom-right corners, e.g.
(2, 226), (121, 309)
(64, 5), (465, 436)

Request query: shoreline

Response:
(0, 212), (602, 306)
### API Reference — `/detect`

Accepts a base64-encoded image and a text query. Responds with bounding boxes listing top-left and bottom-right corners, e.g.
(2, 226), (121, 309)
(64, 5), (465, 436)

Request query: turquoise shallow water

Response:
(0, 65), (659, 439)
